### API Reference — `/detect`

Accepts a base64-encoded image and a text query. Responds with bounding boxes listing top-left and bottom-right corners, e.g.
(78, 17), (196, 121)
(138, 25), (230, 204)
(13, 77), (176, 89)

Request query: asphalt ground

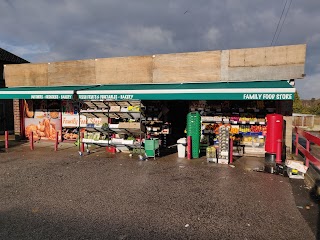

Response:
(0, 141), (317, 240)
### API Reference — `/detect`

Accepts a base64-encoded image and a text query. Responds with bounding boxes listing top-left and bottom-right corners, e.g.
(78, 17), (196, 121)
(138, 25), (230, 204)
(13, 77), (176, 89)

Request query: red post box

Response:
(265, 114), (283, 164)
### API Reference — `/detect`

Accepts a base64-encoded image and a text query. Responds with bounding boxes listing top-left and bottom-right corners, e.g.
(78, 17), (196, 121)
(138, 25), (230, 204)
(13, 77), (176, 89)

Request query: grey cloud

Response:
(0, 0), (319, 98)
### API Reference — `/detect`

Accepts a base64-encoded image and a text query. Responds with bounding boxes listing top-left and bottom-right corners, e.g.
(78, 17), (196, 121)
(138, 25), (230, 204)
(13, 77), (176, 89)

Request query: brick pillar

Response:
(13, 99), (22, 139)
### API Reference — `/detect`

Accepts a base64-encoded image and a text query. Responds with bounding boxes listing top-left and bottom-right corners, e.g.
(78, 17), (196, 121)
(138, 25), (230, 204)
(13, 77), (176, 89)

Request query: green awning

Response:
(78, 81), (295, 101)
(0, 81), (295, 101)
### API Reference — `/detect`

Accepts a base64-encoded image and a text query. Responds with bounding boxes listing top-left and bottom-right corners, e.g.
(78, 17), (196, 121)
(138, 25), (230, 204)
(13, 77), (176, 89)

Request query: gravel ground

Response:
(0, 142), (316, 240)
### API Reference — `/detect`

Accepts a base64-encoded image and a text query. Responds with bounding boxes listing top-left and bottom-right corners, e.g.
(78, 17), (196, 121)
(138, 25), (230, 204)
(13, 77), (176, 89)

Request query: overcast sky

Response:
(0, 0), (319, 99)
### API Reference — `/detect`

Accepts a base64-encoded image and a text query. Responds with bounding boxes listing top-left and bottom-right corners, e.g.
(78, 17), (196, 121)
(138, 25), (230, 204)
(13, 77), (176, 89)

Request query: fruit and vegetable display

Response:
(102, 123), (109, 130)
(250, 125), (267, 133)
(230, 116), (240, 121)
(239, 117), (257, 122)
(204, 123), (220, 131)
(241, 136), (265, 146)
(239, 125), (251, 133)
(230, 125), (239, 134)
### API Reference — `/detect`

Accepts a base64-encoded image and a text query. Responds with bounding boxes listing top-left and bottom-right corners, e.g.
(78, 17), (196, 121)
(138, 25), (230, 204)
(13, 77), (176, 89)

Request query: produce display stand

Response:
(78, 100), (145, 155)
(193, 100), (270, 163)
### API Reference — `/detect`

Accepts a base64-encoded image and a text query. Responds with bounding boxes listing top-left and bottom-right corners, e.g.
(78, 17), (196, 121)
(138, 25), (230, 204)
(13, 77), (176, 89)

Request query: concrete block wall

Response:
(4, 44), (306, 87)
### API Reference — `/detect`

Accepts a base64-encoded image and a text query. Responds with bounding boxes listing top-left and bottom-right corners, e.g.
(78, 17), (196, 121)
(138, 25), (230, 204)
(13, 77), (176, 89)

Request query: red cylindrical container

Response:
(187, 136), (192, 159)
(265, 114), (283, 154)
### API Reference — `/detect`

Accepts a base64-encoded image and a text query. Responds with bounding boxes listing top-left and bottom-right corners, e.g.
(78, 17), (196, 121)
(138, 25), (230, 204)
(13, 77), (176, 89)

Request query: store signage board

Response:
(0, 81), (295, 100)
(77, 93), (294, 101)
(0, 92), (294, 100)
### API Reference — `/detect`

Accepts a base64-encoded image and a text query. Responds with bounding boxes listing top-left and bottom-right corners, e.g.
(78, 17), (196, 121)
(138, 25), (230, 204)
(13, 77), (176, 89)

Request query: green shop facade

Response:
(0, 80), (295, 155)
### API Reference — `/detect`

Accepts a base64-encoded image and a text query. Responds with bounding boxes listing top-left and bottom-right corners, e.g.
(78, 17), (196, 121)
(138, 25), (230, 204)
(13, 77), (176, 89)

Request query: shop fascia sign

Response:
(77, 93), (294, 100)
(30, 94), (73, 100)
(27, 92), (293, 101)
(242, 93), (293, 100)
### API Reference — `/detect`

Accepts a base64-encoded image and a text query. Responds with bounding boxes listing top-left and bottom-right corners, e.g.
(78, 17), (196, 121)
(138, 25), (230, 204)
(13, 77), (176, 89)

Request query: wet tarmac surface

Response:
(0, 142), (317, 240)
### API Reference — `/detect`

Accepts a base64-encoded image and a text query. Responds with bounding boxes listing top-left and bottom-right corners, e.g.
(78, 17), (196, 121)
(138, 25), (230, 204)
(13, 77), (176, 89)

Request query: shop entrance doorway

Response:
(166, 100), (190, 146)
(0, 103), (4, 133)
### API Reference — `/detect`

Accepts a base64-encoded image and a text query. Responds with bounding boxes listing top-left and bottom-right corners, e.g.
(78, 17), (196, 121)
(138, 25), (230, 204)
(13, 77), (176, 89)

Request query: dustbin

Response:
(177, 138), (187, 158)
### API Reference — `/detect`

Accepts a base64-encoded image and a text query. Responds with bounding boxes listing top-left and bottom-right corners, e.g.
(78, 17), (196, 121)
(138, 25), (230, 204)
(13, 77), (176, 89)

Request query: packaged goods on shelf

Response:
(206, 146), (217, 163)
(218, 125), (230, 164)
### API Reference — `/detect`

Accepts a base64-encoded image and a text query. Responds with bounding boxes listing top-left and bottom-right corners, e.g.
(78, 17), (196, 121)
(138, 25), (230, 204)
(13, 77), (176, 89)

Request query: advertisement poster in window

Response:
(24, 100), (62, 141)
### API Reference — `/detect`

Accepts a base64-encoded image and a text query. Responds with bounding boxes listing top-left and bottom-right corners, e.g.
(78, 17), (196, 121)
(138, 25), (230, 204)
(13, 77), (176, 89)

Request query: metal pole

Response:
(5, 130), (9, 149)
(78, 100), (81, 153)
(295, 131), (298, 156)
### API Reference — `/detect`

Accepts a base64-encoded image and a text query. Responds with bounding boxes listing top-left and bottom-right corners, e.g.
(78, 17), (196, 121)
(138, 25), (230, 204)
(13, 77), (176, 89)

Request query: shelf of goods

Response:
(80, 100), (145, 152)
(218, 125), (230, 164)
(201, 116), (267, 156)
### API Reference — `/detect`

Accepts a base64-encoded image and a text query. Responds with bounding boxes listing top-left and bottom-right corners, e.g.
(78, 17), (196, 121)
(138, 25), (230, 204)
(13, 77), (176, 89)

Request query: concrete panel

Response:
(227, 65), (305, 81)
(265, 46), (287, 66)
(48, 60), (95, 86)
(244, 48), (266, 67)
(220, 50), (229, 81)
(4, 63), (48, 87)
(95, 56), (153, 84)
(229, 49), (245, 67)
(153, 51), (221, 83)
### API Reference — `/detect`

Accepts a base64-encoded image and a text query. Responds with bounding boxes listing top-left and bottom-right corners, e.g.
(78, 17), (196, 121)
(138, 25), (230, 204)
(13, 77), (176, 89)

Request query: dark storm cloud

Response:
(0, 0), (319, 98)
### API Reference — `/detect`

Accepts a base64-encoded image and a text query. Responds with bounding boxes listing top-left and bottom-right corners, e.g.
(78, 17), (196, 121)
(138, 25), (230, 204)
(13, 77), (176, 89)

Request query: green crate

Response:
(145, 139), (160, 158)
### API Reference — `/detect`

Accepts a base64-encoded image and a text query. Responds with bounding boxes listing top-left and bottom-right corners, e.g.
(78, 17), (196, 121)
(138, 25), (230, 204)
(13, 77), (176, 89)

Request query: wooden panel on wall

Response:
(4, 63), (48, 87)
(265, 46), (287, 66)
(153, 51), (221, 83)
(96, 56), (153, 84)
(229, 49), (245, 67)
(244, 48), (266, 67)
(287, 44), (306, 65)
(48, 59), (95, 86)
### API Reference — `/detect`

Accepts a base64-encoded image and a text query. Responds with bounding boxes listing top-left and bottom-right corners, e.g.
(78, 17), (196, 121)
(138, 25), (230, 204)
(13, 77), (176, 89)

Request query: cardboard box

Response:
(118, 122), (131, 128)
(285, 160), (308, 173)
(110, 106), (121, 112)
(207, 158), (218, 163)
(219, 159), (229, 164)
(129, 122), (141, 129)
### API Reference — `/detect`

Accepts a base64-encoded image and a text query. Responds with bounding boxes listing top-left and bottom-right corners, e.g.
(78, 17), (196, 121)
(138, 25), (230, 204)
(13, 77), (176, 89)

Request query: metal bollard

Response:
(5, 131), (9, 149)
(30, 132), (34, 150)
(55, 131), (59, 151)
(80, 132), (85, 153)
(187, 136), (192, 159)
(229, 137), (233, 164)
